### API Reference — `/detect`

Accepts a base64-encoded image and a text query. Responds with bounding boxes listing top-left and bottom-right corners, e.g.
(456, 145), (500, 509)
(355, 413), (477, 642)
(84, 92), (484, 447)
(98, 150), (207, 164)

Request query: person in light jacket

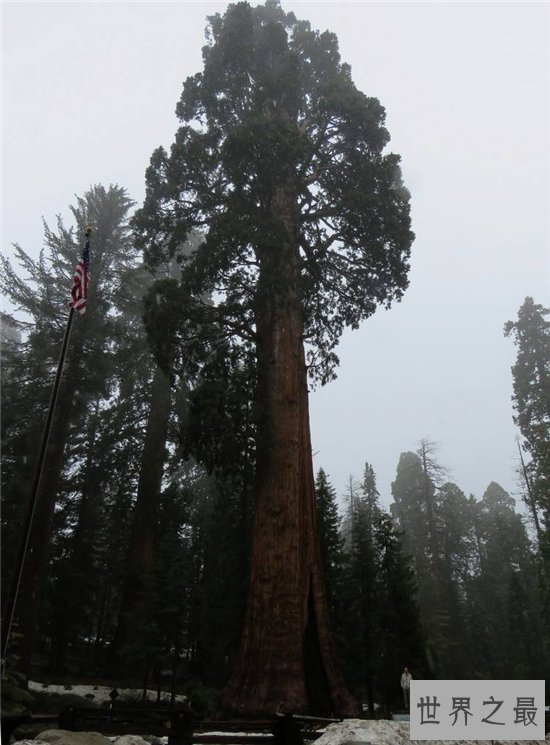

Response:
(400, 666), (412, 707)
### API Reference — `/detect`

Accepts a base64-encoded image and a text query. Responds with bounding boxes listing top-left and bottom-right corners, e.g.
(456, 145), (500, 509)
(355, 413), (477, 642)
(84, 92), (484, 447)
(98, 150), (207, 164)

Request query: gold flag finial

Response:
(85, 225), (92, 237)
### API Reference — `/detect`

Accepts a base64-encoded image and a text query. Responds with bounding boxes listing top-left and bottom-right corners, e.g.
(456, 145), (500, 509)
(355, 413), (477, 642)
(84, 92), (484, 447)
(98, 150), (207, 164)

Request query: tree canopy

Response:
(134, 0), (413, 386)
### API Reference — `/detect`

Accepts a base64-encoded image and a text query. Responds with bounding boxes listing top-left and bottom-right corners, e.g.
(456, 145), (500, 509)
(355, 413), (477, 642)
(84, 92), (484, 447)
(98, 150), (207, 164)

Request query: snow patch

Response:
(315, 718), (550, 745)
(28, 680), (186, 705)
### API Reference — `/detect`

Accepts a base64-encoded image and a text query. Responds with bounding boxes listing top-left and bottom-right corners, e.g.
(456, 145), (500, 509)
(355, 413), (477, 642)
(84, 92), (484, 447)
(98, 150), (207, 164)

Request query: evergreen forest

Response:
(1, 0), (549, 720)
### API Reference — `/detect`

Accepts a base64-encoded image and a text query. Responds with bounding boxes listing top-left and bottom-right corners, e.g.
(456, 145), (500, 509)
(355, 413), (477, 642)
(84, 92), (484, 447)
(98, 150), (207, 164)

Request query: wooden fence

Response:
(2, 709), (340, 745)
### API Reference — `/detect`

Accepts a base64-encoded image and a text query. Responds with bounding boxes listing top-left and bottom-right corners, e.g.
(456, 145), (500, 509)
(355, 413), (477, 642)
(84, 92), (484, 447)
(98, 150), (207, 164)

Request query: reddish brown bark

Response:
(222, 186), (357, 717)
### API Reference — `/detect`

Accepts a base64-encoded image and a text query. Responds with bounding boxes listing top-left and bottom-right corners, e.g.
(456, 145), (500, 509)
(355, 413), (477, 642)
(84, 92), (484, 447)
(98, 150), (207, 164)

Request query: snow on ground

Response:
(28, 680), (187, 705)
(13, 722), (550, 745)
(315, 719), (550, 745)
(14, 735), (269, 745)
(16, 697), (550, 745)
(14, 726), (550, 745)
(14, 738), (168, 745)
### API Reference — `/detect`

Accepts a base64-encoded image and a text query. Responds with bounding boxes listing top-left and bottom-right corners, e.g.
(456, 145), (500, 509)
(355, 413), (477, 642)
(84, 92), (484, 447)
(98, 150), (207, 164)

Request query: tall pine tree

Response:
(340, 463), (425, 713)
(1, 185), (136, 674)
(505, 297), (550, 538)
(314, 469), (344, 625)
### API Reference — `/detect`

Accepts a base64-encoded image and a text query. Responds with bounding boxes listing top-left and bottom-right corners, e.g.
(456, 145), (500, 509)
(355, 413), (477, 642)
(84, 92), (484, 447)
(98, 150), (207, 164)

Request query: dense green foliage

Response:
(504, 298), (550, 682)
(1, 185), (139, 672)
(314, 468), (345, 622)
(1, 0), (548, 714)
(390, 445), (547, 682)
(1, 209), (548, 704)
(336, 465), (425, 714)
(134, 0), (413, 390)
(0, 188), (227, 690)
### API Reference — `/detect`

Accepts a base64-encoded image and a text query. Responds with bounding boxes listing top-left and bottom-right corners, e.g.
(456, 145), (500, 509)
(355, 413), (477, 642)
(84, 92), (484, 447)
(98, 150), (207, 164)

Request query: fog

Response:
(2, 1), (548, 506)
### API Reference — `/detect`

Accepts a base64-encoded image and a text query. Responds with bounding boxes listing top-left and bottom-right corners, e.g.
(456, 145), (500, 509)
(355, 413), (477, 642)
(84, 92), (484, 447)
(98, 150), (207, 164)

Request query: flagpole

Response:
(1, 227), (91, 665)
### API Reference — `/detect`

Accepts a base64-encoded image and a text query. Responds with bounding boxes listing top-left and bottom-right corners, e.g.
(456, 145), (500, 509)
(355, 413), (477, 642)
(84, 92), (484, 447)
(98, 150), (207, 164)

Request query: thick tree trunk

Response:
(110, 365), (171, 667)
(222, 185), (357, 717)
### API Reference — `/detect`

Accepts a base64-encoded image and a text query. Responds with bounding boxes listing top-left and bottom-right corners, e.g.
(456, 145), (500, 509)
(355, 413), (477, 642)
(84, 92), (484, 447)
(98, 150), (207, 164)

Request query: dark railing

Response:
(2, 709), (340, 745)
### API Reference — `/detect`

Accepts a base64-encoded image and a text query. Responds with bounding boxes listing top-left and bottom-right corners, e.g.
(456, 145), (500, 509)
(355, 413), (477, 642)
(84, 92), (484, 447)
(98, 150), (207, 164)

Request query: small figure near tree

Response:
(400, 666), (412, 708)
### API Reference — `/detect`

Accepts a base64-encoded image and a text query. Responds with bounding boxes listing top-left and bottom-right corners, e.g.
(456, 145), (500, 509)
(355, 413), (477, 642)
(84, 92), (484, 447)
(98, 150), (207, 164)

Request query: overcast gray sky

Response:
(2, 1), (549, 509)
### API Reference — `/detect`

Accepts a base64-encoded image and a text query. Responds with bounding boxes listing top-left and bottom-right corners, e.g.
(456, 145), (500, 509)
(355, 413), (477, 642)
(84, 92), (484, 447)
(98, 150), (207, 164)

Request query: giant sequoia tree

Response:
(134, 0), (413, 716)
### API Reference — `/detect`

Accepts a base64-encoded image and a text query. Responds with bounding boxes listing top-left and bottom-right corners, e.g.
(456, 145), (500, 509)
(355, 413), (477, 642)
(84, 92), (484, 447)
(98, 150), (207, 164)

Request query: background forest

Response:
(1, 185), (549, 712)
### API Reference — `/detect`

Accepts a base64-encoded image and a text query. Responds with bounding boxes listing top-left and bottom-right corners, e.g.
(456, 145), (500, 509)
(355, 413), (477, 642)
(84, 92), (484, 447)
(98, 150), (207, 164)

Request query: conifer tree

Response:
(373, 512), (425, 711)
(345, 464), (381, 713)
(340, 463), (424, 712)
(1, 318), (39, 595)
(109, 362), (172, 672)
(467, 482), (546, 679)
(1, 185), (135, 674)
(434, 482), (476, 677)
(48, 400), (109, 673)
(133, 1), (413, 714)
(314, 468), (344, 623)
(166, 335), (256, 688)
(390, 445), (454, 676)
(505, 297), (550, 530)
(390, 452), (435, 616)
(505, 298), (550, 669)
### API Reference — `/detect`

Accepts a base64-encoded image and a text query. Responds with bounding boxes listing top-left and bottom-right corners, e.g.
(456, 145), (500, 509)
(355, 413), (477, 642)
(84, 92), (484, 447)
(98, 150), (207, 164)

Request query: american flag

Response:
(70, 230), (91, 315)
